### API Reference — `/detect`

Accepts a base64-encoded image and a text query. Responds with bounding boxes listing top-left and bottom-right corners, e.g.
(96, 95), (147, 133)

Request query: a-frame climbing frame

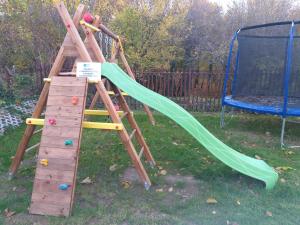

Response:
(9, 2), (156, 217)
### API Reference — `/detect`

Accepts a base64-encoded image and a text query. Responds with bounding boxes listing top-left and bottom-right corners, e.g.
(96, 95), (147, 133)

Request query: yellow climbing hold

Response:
(40, 159), (48, 167)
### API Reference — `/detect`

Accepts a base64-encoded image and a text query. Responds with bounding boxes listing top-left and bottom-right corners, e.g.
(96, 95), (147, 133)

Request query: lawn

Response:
(0, 112), (300, 225)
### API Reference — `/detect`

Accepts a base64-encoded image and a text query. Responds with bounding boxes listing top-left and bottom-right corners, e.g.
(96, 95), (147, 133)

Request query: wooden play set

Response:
(9, 2), (156, 217)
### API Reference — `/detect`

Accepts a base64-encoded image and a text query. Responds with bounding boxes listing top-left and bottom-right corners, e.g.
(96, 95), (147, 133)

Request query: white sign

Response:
(76, 62), (101, 81)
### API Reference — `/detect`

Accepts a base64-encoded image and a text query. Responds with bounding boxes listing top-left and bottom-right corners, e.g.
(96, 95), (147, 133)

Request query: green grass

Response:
(1, 112), (300, 224)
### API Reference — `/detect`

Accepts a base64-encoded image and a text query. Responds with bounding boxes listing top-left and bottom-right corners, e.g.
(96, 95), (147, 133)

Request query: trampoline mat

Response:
(234, 96), (300, 108)
(224, 95), (300, 116)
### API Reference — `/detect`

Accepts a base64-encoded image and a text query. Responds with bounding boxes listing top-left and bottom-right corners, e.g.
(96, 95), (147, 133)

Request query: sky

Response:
(210, 0), (231, 12)
(210, 0), (300, 12)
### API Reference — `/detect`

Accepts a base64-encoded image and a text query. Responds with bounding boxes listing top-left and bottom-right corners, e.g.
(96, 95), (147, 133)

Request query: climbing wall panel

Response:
(29, 77), (88, 217)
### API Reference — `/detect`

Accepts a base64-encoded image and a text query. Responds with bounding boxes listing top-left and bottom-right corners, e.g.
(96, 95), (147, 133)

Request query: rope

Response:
(117, 36), (124, 53)
(111, 39), (116, 57)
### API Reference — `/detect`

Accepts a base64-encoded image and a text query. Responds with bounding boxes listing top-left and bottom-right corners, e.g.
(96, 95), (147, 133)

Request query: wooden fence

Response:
(125, 71), (229, 112)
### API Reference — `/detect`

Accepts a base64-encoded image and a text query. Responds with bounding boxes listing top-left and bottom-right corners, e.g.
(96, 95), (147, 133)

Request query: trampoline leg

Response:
(280, 118), (286, 149)
(220, 105), (225, 128)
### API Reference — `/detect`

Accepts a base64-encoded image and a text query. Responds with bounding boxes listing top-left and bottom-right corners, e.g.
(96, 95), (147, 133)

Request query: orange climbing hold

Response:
(72, 96), (79, 105)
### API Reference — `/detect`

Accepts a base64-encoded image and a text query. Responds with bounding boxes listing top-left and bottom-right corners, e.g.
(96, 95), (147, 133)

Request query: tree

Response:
(109, 0), (189, 70)
(183, 0), (226, 70)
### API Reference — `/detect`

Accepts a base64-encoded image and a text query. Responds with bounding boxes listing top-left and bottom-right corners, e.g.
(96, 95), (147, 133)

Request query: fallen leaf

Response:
(4, 208), (15, 218)
(280, 178), (286, 183)
(157, 166), (163, 170)
(159, 170), (167, 175)
(168, 187), (173, 192)
(80, 177), (92, 184)
(255, 155), (262, 160)
(266, 211), (272, 217)
(156, 188), (164, 192)
(206, 197), (218, 204)
(236, 200), (241, 205)
(172, 142), (178, 146)
(109, 164), (118, 171)
(286, 151), (294, 155)
(275, 166), (295, 173)
(121, 181), (131, 189)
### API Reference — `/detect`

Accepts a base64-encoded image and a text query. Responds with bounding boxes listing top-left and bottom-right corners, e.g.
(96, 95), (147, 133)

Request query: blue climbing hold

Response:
(59, 183), (70, 190)
(64, 139), (73, 146)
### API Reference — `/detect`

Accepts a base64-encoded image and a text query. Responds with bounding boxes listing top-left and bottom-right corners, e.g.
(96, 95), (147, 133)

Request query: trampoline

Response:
(221, 21), (300, 147)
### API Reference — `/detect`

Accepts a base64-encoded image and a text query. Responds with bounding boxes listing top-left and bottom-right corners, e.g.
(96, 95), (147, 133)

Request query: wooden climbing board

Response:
(29, 76), (88, 217)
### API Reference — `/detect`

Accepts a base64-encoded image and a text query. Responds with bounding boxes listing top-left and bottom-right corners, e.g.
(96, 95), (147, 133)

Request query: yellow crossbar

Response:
(26, 118), (123, 130)
(84, 109), (124, 116)
(83, 121), (122, 130)
(107, 91), (128, 96)
(79, 20), (100, 32)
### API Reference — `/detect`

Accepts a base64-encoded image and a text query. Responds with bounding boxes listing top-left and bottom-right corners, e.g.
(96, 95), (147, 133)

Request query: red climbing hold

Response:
(72, 96), (79, 105)
(114, 104), (120, 111)
(83, 12), (94, 24)
(48, 118), (56, 125)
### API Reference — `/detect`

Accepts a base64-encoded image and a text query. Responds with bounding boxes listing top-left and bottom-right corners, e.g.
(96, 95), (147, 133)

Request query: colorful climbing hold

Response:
(64, 139), (73, 146)
(83, 12), (94, 24)
(59, 183), (70, 191)
(40, 159), (48, 167)
(48, 118), (56, 125)
(71, 96), (79, 105)
(114, 104), (120, 111)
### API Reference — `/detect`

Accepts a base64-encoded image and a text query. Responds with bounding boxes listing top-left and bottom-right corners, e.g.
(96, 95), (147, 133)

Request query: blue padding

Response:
(224, 96), (300, 116)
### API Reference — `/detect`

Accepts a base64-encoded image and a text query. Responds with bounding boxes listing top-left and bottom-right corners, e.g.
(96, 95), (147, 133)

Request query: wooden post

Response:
(118, 48), (156, 125)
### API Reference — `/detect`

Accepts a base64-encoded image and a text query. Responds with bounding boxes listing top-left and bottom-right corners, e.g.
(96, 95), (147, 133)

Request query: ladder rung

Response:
(25, 143), (40, 153)
(138, 146), (144, 159)
(33, 128), (43, 135)
(120, 112), (128, 120)
(129, 129), (136, 140)
(59, 72), (76, 76)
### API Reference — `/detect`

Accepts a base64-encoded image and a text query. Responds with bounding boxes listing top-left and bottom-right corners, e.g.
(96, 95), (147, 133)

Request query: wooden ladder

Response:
(94, 83), (155, 189)
(29, 76), (88, 217)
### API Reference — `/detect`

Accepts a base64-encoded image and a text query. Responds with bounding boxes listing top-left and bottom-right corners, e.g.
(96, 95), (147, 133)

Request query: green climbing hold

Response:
(64, 139), (73, 146)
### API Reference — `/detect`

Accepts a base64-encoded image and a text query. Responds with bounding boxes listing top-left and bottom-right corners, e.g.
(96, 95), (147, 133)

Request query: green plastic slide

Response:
(101, 62), (278, 189)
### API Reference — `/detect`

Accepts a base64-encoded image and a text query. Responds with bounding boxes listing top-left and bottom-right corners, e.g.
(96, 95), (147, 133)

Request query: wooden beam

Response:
(118, 50), (155, 125)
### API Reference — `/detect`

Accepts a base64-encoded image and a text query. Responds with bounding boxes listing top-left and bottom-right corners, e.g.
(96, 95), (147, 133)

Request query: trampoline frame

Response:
(221, 21), (300, 148)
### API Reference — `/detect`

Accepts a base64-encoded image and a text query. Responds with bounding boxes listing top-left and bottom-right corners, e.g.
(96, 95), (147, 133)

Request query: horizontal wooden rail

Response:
(43, 78), (128, 96)
(26, 118), (123, 130)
